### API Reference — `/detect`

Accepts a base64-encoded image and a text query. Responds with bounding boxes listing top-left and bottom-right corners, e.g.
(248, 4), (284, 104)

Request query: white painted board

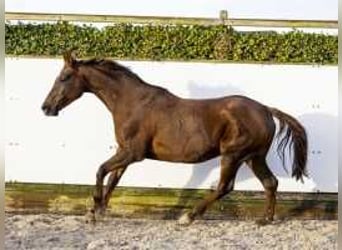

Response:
(5, 58), (338, 192)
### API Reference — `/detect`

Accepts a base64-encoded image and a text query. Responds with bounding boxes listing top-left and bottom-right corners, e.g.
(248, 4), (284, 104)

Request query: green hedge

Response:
(5, 22), (338, 64)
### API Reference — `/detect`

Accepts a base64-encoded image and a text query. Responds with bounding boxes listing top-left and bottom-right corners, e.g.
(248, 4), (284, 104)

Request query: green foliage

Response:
(5, 22), (337, 64)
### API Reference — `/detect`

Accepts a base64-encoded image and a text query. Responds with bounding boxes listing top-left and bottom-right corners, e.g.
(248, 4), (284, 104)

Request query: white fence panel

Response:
(5, 58), (338, 192)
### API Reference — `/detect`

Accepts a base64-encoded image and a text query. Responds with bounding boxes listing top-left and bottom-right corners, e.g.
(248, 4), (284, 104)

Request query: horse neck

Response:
(81, 66), (158, 118)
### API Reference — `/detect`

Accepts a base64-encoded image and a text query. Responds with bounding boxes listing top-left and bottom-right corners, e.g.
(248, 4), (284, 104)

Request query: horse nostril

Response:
(42, 104), (48, 112)
(42, 104), (52, 115)
(42, 104), (58, 116)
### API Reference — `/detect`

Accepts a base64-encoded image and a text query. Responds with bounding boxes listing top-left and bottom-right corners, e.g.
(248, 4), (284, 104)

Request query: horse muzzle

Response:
(41, 104), (59, 116)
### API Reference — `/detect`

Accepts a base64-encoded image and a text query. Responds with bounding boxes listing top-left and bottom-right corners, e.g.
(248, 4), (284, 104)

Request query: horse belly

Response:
(150, 137), (219, 163)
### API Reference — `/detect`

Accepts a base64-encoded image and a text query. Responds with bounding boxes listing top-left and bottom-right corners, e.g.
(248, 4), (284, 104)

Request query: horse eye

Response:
(60, 74), (72, 82)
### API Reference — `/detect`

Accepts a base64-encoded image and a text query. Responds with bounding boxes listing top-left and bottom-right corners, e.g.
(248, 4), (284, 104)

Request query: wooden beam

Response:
(5, 12), (338, 29)
(5, 182), (337, 220)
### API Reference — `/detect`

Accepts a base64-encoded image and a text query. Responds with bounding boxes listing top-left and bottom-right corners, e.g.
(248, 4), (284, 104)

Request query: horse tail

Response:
(269, 107), (308, 182)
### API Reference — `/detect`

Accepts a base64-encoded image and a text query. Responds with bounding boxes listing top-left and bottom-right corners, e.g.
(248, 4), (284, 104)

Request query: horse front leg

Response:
(103, 167), (127, 208)
(86, 149), (133, 223)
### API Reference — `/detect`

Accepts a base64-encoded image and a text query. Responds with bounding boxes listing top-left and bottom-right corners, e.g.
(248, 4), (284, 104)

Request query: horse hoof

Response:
(84, 209), (96, 224)
(178, 213), (193, 226)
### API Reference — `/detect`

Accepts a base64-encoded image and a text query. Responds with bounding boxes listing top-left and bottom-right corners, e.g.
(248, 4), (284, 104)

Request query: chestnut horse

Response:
(42, 52), (308, 225)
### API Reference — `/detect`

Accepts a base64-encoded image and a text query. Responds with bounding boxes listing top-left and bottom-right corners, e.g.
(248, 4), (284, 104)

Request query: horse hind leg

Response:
(246, 155), (278, 225)
(178, 155), (240, 225)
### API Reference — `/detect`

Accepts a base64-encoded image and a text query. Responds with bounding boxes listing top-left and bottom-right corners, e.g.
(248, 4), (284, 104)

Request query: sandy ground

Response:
(5, 214), (337, 250)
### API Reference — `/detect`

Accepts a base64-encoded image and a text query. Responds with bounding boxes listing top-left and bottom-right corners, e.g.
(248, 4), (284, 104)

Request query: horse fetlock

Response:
(96, 202), (106, 213)
(89, 207), (107, 222)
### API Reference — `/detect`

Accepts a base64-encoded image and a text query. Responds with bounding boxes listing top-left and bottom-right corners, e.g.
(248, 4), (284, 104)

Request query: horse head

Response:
(42, 51), (87, 116)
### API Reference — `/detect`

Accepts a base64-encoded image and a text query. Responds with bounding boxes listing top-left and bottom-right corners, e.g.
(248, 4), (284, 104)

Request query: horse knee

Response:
(96, 165), (108, 181)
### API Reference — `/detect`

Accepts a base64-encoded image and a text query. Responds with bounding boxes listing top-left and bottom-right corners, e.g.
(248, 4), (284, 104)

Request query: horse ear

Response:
(63, 51), (77, 67)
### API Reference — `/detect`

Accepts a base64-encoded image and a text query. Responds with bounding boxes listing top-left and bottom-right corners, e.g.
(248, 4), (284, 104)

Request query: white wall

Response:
(5, 58), (338, 192)
(5, 1), (338, 35)
(6, 0), (337, 20)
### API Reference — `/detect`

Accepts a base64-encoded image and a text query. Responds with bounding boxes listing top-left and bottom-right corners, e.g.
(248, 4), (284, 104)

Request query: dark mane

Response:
(77, 58), (145, 83)
(77, 57), (171, 95)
